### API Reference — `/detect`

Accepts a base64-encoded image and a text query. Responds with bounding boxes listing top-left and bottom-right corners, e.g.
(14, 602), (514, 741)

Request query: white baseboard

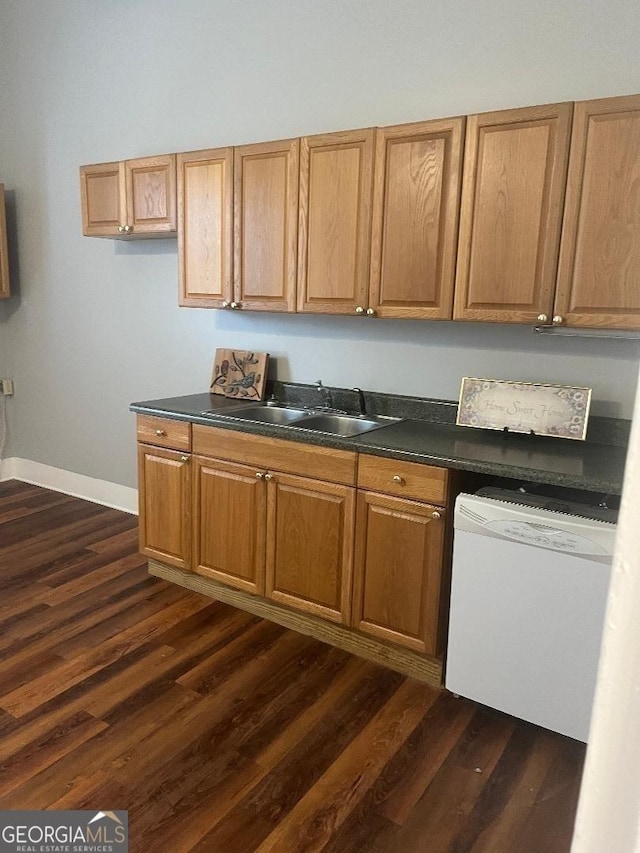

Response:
(0, 457), (138, 515)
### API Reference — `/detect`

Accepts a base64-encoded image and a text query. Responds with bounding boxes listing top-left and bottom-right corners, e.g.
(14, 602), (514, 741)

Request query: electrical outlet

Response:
(0, 379), (14, 395)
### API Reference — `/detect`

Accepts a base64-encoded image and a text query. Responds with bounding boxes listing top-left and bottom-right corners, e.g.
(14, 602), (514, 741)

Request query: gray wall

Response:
(0, 0), (639, 489)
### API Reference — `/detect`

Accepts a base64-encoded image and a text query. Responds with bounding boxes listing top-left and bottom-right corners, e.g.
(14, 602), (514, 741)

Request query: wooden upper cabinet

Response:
(234, 138), (299, 312)
(454, 103), (573, 323)
(0, 184), (10, 299)
(178, 148), (233, 307)
(80, 155), (176, 238)
(297, 128), (375, 315)
(555, 94), (640, 329)
(369, 118), (465, 319)
(80, 161), (126, 237)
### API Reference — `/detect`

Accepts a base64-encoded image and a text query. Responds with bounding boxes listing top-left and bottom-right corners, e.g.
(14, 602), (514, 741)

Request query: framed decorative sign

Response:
(456, 378), (592, 441)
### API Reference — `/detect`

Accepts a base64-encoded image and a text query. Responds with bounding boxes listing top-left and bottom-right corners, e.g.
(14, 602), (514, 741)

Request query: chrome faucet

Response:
(315, 379), (332, 409)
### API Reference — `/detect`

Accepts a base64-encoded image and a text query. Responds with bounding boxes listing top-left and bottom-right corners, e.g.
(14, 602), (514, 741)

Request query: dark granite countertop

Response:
(131, 387), (629, 495)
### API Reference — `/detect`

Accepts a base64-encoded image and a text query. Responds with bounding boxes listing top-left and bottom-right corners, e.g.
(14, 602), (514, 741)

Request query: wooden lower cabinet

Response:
(352, 491), (446, 655)
(137, 444), (191, 571)
(193, 456), (266, 594)
(266, 473), (355, 624)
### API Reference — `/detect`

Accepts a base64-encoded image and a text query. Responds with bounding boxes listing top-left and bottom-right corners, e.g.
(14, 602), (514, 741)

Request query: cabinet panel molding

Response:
(193, 456), (266, 594)
(555, 94), (640, 329)
(454, 102), (573, 323)
(352, 491), (446, 655)
(234, 138), (299, 312)
(370, 117), (465, 319)
(265, 473), (355, 624)
(137, 444), (191, 570)
(178, 148), (233, 307)
(297, 128), (375, 314)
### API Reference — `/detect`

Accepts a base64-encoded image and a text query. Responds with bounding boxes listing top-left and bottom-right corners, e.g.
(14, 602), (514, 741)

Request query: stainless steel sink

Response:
(201, 403), (401, 437)
(295, 413), (399, 437)
(201, 404), (310, 425)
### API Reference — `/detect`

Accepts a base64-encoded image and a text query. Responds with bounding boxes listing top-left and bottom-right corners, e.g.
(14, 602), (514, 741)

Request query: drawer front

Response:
(136, 415), (191, 451)
(357, 454), (448, 504)
(193, 425), (357, 486)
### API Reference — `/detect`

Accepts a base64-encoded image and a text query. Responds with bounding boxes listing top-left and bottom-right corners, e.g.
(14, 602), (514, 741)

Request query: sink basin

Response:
(202, 404), (309, 425)
(294, 413), (400, 437)
(201, 403), (401, 437)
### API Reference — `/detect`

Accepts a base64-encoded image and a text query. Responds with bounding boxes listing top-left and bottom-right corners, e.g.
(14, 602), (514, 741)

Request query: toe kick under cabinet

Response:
(136, 415), (460, 684)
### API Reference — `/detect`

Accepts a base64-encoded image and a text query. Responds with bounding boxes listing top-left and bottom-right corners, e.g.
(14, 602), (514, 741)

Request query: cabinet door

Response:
(265, 472), (355, 624)
(297, 128), (375, 315)
(178, 148), (233, 307)
(555, 94), (640, 329)
(234, 139), (299, 312)
(454, 103), (572, 323)
(124, 154), (177, 236)
(193, 456), (266, 594)
(137, 444), (191, 571)
(369, 118), (465, 319)
(80, 161), (126, 237)
(0, 184), (9, 299)
(352, 492), (445, 655)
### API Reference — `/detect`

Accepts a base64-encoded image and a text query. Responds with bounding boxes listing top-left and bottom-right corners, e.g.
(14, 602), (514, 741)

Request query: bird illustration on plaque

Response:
(210, 349), (269, 399)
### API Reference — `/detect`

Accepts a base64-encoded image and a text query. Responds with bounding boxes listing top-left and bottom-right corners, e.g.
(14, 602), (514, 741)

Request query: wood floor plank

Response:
(0, 481), (584, 853)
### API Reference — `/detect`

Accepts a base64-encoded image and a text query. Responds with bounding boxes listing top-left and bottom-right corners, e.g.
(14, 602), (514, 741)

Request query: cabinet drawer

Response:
(193, 425), (357, 486)
(357, 455), (448, 504)
(136, 415), (191, 451)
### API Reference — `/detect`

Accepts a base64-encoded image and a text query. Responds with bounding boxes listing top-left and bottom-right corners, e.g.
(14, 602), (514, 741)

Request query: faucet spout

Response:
(352, 387), (367, 416)
(315, 379), (332, 409)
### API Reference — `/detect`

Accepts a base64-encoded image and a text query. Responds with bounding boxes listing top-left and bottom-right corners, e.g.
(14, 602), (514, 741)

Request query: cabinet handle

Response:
(355, 306), (364, 314)
(430, 510), (442, 520)
(117, 225), (125, 234)
(264, 473), (273, 481)
(155, 429), (166, 436)
(537, 314), (549, 323)
(180, 455), (189, 463)
(123, 225), (133, 233)
(222, 300), (230, 308)
(392, 475), (405, 484)
(552, 315), (564, 325)
(255, 472), (265, 479)
(366, 308), (376, 317)
(230, 301), (239, 309)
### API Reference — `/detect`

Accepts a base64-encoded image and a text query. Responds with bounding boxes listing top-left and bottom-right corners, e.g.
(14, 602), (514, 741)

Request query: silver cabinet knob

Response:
(392, 475), (405, 484)
(264, 473), (273, 481)
(123, 225), (132, 233)
(155, 429), (166, 436)
(117, 225), (125, 234)
(366, 308), (376, 317)
(230, 301), (239, 309)
(255, 472), (265, 479)
(355, 306), (364, 314)
(537, 314), (549, 323)
(552, 315), (564, 325)
(180, 455), (189, 463)
(431, 510), (442, 520)
(222, 300), (230, 308)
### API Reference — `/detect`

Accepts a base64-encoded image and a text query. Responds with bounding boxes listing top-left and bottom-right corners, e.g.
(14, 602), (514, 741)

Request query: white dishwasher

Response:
(445, 487), (618, 742)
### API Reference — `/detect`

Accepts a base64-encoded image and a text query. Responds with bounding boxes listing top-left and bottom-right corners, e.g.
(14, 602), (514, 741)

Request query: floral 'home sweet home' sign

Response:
(456, 378), (592, 440)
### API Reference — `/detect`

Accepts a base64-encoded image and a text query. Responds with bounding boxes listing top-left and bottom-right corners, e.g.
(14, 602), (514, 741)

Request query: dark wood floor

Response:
(0, 479), (585, 852)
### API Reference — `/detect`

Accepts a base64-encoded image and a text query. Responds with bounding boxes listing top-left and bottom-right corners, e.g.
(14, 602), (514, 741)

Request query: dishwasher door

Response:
(445, 492), (616, 741)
